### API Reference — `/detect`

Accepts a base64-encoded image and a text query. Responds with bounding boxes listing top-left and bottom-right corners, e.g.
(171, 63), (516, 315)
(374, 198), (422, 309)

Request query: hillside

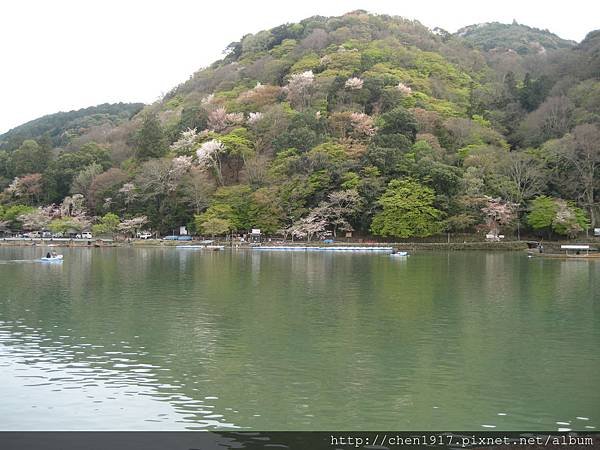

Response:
(1, 11), (599, 240)
(0, 103), (144, 151)
(456, 21), (575, 55)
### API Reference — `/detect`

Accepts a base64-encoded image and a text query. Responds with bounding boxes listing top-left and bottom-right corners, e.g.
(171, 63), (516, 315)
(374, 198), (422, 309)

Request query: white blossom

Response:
(319, 55), (332, 65)
(350, 112), (376, 137)
(196, 139), (226, 186)
(201, 94), (214, 105)
(118, 216), (148, 236)
(118, 183), (137, 205)
(286, 71), (315, 108)
(345, 77), (364, 90)
(397, 82), (412, 95)
(60, 194), (87, 218)
(207, 108), (245, 132)
(247, 112), (264, 124)
(288, 70), (314, 87)
(171, 155), (193, 173)
(6, 177), (21, 196)
(481, 197), (517, 236)
(170, 128), (201, 154)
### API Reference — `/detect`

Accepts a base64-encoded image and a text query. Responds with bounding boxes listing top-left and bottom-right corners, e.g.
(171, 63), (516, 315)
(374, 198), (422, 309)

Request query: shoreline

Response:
(0, 239), (561, 251)
(2, 238), (599, 253)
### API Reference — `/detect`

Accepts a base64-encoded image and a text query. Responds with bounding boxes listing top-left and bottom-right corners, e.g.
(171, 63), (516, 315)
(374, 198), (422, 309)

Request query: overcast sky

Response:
(1, 0), (598, 134)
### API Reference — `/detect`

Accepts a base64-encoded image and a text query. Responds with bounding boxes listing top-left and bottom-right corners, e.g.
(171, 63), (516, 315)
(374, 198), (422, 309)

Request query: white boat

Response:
(176, 245), (224, 250)
(40, 254), (63, 262)
(390, 251), (408, 257)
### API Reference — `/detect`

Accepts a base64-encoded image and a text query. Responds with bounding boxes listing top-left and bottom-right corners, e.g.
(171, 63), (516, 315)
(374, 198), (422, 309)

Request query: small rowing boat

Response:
(390, 251), (409, 257)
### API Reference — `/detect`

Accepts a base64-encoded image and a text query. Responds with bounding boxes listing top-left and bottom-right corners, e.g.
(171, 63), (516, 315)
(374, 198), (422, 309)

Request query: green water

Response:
(0, 247), (598, 431)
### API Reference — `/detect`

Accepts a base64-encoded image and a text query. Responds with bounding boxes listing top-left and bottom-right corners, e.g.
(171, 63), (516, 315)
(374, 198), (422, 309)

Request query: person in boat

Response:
(51, 251), (58, 258)
(46, 252), (51, 258)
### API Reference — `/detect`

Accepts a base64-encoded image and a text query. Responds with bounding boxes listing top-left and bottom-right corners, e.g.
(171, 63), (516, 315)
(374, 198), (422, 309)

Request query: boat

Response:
(176, 244), (225, 251)
(390, 251), (409, 257)
(40, 254), (63, 262)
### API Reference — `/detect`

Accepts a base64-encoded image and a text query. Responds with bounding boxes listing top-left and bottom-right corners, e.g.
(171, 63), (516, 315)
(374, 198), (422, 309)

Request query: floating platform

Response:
(176, 245), (225, 250)
(528, 252), (600, 260)
(253, 246), (394, 252)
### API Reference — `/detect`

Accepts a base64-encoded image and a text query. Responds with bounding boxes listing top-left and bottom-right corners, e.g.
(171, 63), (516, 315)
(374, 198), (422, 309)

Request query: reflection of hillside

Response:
(0, 248), (598, 430)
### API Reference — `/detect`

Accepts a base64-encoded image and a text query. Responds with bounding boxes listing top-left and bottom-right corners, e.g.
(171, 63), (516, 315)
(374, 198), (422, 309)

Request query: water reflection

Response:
(0, 248), (598, 430)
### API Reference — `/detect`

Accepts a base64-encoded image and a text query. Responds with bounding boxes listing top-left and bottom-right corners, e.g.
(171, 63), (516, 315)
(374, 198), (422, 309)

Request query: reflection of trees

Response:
(1, 248), (599, 430)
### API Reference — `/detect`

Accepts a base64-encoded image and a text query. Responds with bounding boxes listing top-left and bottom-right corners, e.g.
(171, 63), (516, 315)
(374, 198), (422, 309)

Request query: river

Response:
(0, 247), (598, 430)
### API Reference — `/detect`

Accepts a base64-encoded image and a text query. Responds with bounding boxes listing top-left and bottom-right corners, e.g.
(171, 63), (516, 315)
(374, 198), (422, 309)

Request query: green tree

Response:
(527, 196), (589, 237)
(49, 218), (75, 235)
(91, 213), (120, 237)
(195, 204), (236, 230)
(135, 113), (167, 160)
(371, 179), (443, 238)
(218, 128), (255, 182)
(194, 217), (232, 238)
(210, 185), (254, 230)
(247, 188), (284, 234)
(0, 205), (35, 230)
(526, 196), (557, 234)
(43, 142), (111, 202)
(378, 106), (418, 142)
(12, 140), (49, 176)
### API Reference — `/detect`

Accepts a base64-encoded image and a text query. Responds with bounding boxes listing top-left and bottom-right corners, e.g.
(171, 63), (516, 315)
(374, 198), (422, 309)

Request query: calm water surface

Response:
(0, 247), (598, 430)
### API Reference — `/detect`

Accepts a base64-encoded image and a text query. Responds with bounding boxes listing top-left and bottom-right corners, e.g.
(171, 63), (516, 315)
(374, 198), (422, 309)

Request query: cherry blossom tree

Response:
(553, 199), (586, 238)
(481, 197), (517, 237)
(196, 139), (225, 185)
(60, 194), (87, 218)
(207, 108), (244, 132)
(397, 82), (412, 95)
(118, 216), (148, 237)
(283, 216), (327, 242)
(306, 189), (363, 237)
(5, 174), (43, 204)
(118, 182), (138, 207)
(345, 77), (364, 90)
(201, 94), (214, 105)
(247, 112), (264, 125)
(286, 71), (315, 109)
(170, 128), (202, 156)
(350, 112), (376, 138)
(18, 206), (56, 231)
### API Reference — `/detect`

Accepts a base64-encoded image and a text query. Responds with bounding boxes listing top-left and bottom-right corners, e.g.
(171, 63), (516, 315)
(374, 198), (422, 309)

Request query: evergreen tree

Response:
(135, 114), (167, 160)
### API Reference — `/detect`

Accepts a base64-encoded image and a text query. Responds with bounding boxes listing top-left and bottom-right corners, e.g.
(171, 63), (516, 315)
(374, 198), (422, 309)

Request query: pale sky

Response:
(1, 0), (598, 134)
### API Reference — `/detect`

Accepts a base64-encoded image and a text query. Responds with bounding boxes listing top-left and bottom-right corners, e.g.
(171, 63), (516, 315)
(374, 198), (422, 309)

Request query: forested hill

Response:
(455, 22), (575, 54)
(0, 103), (144, 151)
(1, 11), (599, 241)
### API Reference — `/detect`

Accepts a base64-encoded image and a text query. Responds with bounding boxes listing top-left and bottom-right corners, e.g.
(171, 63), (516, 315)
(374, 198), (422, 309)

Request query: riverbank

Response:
(3, 238), (599, 252)
(0, 238), (531, 251)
